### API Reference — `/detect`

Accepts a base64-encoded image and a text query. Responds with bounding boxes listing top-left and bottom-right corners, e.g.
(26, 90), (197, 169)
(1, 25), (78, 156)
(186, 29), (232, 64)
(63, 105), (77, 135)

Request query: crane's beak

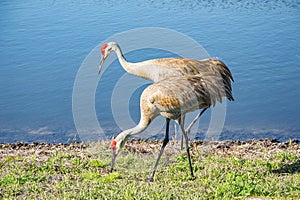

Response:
(110, 152), (117, 173)
(98, 55), (106, 75)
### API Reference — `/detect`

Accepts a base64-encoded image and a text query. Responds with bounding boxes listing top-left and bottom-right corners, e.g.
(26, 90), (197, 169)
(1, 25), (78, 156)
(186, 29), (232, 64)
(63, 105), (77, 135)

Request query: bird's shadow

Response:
(272, 160), (300, 174)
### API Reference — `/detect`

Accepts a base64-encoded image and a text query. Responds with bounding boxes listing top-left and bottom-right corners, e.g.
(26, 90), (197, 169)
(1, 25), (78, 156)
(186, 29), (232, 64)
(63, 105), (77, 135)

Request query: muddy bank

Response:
(1, 138), (299, 159)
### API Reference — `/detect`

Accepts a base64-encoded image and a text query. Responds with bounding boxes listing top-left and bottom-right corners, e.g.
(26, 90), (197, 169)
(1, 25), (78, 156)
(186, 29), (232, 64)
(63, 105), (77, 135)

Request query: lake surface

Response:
(0, 0), (299, 143)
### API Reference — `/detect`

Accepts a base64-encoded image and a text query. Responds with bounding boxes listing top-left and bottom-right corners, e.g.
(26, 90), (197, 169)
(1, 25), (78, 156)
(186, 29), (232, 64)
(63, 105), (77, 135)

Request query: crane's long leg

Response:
(179, 118), (194, 177)
(149, 118), (170, 182)
(180, 115), (185, 150)
(173, 120), (178, 141)
(180, 108), (208, 150)
(185, 108), (208, 135)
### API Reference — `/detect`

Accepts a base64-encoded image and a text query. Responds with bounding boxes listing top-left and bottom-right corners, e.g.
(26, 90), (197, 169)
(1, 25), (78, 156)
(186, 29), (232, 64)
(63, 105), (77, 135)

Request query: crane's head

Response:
(110, 135), (127, 172)
(98, 42), (117, 75)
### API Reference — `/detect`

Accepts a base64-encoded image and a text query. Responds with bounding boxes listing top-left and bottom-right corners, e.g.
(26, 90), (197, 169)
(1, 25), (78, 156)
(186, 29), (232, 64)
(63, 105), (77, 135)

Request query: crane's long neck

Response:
(113, 44), (131, 72)
(113, 44), (156, 81)
(115, 115), (150, 148)
(116, 121), (148, 143)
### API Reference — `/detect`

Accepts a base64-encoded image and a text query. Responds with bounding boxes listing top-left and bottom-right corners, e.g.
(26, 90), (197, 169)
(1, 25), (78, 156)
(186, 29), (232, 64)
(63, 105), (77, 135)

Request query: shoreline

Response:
(1, 138), (299, 160)
(1, 127), (299, 144)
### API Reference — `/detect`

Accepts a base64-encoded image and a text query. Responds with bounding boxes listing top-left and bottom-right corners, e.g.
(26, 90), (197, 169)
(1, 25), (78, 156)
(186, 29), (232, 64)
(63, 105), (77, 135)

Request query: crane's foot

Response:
(189, 175), (196, 181)
(148, 176), (154, 182)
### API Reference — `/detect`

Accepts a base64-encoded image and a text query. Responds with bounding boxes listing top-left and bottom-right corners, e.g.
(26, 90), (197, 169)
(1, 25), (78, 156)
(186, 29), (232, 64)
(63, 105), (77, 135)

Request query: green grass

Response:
(0, 141), (299, 199)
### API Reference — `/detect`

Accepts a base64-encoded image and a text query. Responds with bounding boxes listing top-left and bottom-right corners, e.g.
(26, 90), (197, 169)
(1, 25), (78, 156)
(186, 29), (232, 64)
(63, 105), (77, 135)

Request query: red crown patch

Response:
(111, 140), (117, 152)
(101, 43), (108, 56)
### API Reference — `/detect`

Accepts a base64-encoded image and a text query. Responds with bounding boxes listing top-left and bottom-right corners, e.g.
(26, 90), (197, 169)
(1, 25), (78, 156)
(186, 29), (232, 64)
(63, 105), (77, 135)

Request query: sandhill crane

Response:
(98, 42), (233, 84)
(110, 73), (234, 181)
(98, 42), (234, 146)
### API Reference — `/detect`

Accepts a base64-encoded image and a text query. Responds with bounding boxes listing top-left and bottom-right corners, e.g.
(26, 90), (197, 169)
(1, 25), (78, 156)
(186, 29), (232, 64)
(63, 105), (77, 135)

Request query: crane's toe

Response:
(148, 176), (154, 182)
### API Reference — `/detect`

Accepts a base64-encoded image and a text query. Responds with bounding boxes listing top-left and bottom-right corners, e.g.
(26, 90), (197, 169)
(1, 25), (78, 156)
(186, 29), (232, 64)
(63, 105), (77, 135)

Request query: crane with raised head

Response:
(98, 42), (233, 84)
(110, 72), (234, 181)
(98, 42), (234, 146)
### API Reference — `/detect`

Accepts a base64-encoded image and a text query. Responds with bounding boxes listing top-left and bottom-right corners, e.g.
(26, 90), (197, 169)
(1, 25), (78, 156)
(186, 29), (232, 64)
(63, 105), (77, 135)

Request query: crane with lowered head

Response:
(110, 72), (234, 181)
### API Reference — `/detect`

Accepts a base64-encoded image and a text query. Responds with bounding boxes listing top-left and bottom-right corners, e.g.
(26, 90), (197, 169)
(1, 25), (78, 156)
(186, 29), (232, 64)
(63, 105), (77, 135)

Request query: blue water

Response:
(0, 0), (299, 143)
